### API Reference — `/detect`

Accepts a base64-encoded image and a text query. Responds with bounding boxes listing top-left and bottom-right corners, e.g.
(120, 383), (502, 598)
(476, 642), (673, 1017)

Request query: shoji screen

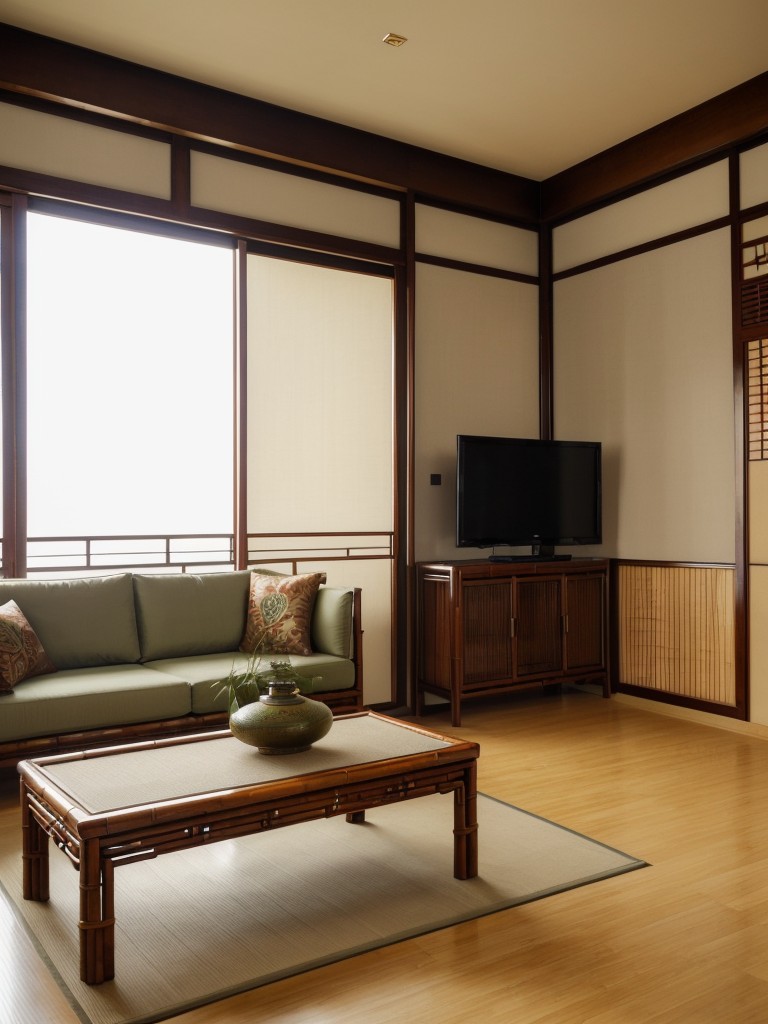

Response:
(742, 141), (768, 724)
(246, 255), (394, 705)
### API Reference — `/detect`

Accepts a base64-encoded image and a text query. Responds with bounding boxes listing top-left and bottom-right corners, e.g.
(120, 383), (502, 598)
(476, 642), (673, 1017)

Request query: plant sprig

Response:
(219, 649), (321, 714)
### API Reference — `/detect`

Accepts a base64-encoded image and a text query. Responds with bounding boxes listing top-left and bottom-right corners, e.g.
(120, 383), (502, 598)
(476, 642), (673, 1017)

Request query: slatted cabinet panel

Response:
(515, 577), (563, 678)
(463, 583), (513, 685)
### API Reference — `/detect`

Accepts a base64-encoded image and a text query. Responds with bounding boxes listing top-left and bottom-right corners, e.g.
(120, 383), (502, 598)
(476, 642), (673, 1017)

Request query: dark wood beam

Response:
(0, 22), (539, 225)
(541, 71), (768, 223)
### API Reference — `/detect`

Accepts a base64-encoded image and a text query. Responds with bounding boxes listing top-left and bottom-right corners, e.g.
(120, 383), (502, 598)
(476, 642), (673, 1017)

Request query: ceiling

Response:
(2, 0), (768, 181)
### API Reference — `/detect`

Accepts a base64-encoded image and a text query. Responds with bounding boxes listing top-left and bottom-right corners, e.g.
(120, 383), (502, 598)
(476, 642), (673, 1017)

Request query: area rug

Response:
(0, 793), (646, 1024)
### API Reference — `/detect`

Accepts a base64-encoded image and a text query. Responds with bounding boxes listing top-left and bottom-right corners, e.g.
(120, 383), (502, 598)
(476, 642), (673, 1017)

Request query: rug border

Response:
(0, 792), (648, 1024)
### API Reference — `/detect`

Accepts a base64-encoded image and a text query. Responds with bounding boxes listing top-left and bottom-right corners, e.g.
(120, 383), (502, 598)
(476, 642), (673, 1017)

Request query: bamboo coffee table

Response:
(18, 711), (479, 985)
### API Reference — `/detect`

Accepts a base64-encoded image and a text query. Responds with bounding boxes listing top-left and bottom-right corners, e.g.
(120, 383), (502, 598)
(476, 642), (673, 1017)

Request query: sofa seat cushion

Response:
(134, 571), (252, 661)
(0, 574), (141, 669)
(146, 652), (356, 715)
(0, 664), (191, 743)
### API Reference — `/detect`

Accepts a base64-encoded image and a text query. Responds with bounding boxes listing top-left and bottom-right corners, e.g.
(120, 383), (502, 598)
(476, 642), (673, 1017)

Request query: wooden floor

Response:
(4, 689), (768, 1023)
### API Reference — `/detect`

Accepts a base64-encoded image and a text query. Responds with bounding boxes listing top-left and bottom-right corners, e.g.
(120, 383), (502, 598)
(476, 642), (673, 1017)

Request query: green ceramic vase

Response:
(229, 679), (333, 755)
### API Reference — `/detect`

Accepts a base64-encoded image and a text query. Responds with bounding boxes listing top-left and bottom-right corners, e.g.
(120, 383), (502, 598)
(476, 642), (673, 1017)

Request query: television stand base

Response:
(489, 554), (573, 563)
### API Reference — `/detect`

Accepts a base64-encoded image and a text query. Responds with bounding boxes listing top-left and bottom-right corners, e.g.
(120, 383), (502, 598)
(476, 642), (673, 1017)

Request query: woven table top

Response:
(31, 714), (455, 813)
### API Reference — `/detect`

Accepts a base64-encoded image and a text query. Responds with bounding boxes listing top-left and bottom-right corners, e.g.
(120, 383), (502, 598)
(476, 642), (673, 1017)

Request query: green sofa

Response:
(0, 570), (363, 766)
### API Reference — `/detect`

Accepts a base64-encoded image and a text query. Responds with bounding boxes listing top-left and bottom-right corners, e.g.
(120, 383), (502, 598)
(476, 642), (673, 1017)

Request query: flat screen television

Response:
(456, 434), (602, 560)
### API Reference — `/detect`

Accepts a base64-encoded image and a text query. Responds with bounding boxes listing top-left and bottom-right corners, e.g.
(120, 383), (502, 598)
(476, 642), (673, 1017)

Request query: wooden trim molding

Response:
(542, 72), (768, 223)
(0, 22), (538, 225)
(415, 252), (538, 286)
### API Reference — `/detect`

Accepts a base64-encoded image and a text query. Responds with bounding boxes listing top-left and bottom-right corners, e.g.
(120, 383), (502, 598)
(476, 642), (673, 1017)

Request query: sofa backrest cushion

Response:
(0, 573), (141, 669)
(311, 587), (354, 659)
(134, 571), (251, 661)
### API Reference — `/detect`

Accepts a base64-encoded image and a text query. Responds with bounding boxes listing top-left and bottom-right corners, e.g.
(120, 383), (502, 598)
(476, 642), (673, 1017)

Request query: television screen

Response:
(456, 435), (602, 554)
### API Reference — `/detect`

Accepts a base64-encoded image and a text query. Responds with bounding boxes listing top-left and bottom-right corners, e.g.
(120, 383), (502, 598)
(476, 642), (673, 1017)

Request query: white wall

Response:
(554, 229), (734, 562)
(414, 264), (540, 561)
(413, 206), (540, 563)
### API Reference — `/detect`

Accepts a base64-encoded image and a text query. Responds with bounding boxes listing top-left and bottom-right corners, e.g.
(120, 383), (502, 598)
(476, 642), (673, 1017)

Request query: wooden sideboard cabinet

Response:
(415, 558), (609, 726)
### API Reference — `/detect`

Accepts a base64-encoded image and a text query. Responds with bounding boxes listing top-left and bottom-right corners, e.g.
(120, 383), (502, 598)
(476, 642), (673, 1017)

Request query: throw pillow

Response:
(240, 572), (325, 657)
(0, 599), (57, 692)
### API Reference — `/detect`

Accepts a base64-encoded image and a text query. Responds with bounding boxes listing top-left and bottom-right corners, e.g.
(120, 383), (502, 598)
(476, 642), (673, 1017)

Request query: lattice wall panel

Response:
(617, 564), (736, 705)
(747, 338), (768, 461)
(742, 277), (768, 327)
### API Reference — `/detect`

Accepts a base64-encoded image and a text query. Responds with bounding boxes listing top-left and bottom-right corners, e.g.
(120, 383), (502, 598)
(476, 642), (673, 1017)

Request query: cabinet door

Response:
(515, 577), (563, 678)
(462, 582), (513, 686)
(564, 573), (605, 671)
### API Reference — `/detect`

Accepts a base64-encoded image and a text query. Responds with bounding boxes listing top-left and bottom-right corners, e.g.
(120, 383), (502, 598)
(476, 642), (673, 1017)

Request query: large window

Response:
(25, 212), (234, 571)
(7, 207), (397, 705)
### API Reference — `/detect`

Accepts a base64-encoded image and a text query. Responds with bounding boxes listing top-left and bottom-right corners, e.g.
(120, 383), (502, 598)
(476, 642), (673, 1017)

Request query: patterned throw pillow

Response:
(240, 572), (325, 657)
(0, 600), (57, 692)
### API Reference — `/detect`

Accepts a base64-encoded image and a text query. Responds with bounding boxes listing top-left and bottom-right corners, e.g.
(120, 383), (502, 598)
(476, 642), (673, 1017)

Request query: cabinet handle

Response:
(563, 614), (569, 633)
(510, 616), (515, 638)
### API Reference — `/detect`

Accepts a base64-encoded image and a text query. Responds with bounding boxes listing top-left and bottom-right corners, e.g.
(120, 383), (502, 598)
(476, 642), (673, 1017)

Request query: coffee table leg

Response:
(20, 782), (49, 903)
(453, 762), (478, 880)
(79, 840), (115, 984)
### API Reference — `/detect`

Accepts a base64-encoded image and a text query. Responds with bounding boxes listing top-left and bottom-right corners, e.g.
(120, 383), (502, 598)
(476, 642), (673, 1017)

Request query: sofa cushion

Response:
(0, 574), (141, 669)
(0, 664), (191, 743)
(240, 571), (324, 657)
(134, 571), (252, 661)
(146, 651), (356, 714)
(311, 587), (354, 659)
(0, 600), (57, 691)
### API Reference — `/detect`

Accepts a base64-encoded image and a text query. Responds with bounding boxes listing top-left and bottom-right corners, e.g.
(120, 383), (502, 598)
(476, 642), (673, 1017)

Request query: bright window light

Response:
(26, 213), (234, 538)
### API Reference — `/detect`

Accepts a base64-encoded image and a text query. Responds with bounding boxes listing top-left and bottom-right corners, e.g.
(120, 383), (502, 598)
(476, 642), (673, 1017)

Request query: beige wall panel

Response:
(749, 462), (768, 564)
(741, 142), (768, 211)
(553, 161), (728, 273)
(302, 558), (392, 707)
(749, 566), (768, 725)
(246, 256), (393, 534)
(415, 204), (538, 276)
(192, 152), (399, 247)
(554, 229), (734, 562)
(414, 263), (539, 562)
(0, 102), (170, 198)
(743, 214), (768, 247)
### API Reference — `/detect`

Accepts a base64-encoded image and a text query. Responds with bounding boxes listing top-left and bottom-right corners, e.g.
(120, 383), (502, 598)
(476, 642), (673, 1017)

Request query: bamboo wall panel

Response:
(617, 564), (735, 704)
